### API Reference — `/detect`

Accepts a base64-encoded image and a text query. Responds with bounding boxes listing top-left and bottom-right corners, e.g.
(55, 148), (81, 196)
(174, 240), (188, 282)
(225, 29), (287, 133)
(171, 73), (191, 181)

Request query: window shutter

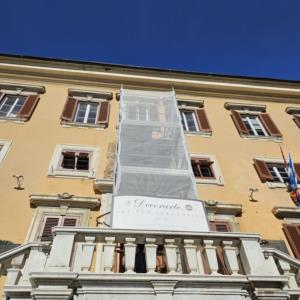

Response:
(196, 109), (212, 133)
(18, 95), (40, 120)
(209, 221), (231, 232)
(294, 115), (300, 128)
(253, 159), (273, 182)
(0, 93), (4, 103)
(259, 113), (282, 137)
(293, 163), (300, 182)
(97, 101), (110, 127)
(41, 217), (60, 241)
(230, 110), (248, 135)
(61, 97), (77, 122)
(283, 224), (300, 259)
(62, 218), (78, 227)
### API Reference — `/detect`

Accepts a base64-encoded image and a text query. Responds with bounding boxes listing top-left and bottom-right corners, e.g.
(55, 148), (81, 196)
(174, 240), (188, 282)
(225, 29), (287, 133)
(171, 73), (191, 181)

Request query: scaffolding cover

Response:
(112, 89), (209, 232)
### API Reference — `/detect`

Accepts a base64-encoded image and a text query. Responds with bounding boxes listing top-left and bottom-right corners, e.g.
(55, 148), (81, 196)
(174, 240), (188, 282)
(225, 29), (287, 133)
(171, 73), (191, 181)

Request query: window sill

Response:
(0, 117), (26, 123)
(48, 170), (95, 179)
(184, 131), (212, 137)
(196, 178), (224, 186)
(61, 121), (106, 130)
(241, 134), (282, 142)
(266, 182), (300, 189)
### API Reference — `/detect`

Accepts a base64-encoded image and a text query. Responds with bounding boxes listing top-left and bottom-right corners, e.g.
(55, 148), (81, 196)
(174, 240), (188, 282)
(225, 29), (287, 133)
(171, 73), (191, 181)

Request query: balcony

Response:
(2, 228), (300, 300)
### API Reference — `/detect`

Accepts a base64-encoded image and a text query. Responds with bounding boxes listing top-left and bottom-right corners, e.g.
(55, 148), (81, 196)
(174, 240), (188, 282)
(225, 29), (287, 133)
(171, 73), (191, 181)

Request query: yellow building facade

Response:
(0, 54), (299, 299)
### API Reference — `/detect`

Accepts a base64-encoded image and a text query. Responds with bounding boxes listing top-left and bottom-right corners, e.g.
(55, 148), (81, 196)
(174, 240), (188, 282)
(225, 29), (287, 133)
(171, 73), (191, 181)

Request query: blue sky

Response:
(1, 0), (300, 80)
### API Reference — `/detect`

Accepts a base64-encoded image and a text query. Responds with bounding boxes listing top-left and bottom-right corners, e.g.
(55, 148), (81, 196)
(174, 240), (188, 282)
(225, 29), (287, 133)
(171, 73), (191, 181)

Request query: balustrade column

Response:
(124, 237), (136, 273)
(81, 236), (96, 272)
(278, 259), (299, 290)
(102, 237), (116, 272)
(164, 239), (177, 274)
(222, 241), (239, 275)
(183, 239), (198, 274)
(46, 232), (76, 271)
(5, 254), (25, 286)
(145, 238), (157, 273)
(203, 239), (218, 275)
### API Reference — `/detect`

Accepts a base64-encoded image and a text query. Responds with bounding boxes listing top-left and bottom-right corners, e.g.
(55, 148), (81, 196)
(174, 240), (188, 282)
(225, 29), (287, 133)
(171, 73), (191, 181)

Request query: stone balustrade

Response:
(2, 229), (300, 300)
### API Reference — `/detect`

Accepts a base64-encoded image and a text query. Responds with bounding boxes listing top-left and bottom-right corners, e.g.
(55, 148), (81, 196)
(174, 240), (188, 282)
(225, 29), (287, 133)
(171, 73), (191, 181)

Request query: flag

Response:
(288, 153), (300, 206)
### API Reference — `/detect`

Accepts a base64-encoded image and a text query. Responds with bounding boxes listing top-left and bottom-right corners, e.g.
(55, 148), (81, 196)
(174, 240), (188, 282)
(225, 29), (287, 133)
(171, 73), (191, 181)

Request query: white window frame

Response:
(241, 114), (269, 137)
(181, 110), (199, 132)
(0, 139), (12, 167)
(0, 95), (26, 117)
(48, 144), (99, 179)
(191, 154), (224, 186)
(268, 164), (288, 183)
(74, 100), (99, 124)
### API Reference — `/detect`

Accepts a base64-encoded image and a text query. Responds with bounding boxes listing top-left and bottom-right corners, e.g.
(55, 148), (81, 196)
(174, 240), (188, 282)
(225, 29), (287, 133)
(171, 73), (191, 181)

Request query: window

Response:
(179, 107), (212, 134)
(0, 140), (12, 167)
(0, 93), (40, 121)
(241, 114), (269, 137)
(283, 224), (300, 259)
(48, 144), (99, 178)
(61, 96), (110, 128)
(60, 151), (90, 171)
(192, 158), (215, 179)
(38, 215), (79, 241)
(254, 158), (300, 187)
(191, 155), (224, 185)
(230, 108), (282, 139)
(285, 107), (300, 128)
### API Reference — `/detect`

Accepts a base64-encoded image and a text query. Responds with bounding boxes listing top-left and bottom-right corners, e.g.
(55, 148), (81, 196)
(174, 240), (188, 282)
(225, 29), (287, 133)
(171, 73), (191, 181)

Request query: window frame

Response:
(73, 99), (100, 125)
(240, 113), (269, 137)
(48, 144), (99, 179)
(0, 94), (27, 118)
(191, 154), (224, 186)
(254, 157), (300, 189)
(180, 110), (200, 132)
(25, 206), (90, 242)
(0, 139), (12, 168)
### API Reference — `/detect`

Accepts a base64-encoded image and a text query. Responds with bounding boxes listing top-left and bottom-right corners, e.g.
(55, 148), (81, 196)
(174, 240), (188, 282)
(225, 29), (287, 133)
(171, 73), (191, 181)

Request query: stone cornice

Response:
(93, 179), (113, 194)
(205, 201), (242, 216)
(1, 56), (300, 103)
(272, 206), (300, 219)
(30, 193), (100, 210)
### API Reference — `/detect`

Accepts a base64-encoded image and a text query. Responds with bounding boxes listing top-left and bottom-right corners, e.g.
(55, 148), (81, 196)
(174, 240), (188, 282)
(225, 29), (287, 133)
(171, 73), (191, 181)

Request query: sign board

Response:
(111, 196), (209, 232)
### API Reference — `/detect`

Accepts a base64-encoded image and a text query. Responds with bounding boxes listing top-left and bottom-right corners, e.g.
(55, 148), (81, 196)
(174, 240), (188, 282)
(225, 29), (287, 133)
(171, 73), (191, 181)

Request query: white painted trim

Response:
(190, 153), (224, 186)
(47, 144), (100, 179)
(0, 139), (12, 167)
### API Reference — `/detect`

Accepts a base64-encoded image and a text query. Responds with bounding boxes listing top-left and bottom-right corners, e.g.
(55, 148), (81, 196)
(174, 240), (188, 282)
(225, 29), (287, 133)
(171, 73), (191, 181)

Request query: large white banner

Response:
(111, 196), (209, 232)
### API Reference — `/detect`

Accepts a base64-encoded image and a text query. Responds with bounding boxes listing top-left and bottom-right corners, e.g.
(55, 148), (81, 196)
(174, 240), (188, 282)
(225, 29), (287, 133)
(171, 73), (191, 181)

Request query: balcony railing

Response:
(2, 228), (300, 299)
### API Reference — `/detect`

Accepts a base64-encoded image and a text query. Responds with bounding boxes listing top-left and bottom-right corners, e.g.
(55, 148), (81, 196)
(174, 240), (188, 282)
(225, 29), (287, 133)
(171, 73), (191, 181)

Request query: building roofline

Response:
(0, 53), (299, 85)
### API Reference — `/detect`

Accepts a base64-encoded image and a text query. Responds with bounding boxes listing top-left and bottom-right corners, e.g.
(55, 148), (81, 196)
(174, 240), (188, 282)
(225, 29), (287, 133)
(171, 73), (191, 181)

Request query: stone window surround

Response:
(190, 153), (224, 186)
(48, 144), (100, 179)
(0, 139), (12, 167)
(255, 156), (299, 189)
(25, 206), (90, 243)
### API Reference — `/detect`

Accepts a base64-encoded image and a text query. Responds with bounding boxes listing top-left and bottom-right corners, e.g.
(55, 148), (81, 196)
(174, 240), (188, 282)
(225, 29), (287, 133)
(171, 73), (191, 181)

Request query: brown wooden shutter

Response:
(293, 115), (300, 128)
(253, 159), (273, 182)
(293, 163), (300, 182)
(62, 217), (77, 227)
(0, 93), (4, 103)
(97, 101), (110, 127)
(210, 221), (231, 232)
(61, 97), (77, 122)
(18, 95), (40, 120)
(259, 113), (282, 137)
(230, 110), (248, 135)
(196, 108), (212, 133)
(41, 217), (60, 241)
(283, 224), (300, 259)
(209, 221), (231, 274)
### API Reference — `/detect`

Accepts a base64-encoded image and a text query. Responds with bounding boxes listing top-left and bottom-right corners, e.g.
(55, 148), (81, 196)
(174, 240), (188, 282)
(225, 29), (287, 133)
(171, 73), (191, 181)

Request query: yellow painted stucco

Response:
(0, 55), (299, 268)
